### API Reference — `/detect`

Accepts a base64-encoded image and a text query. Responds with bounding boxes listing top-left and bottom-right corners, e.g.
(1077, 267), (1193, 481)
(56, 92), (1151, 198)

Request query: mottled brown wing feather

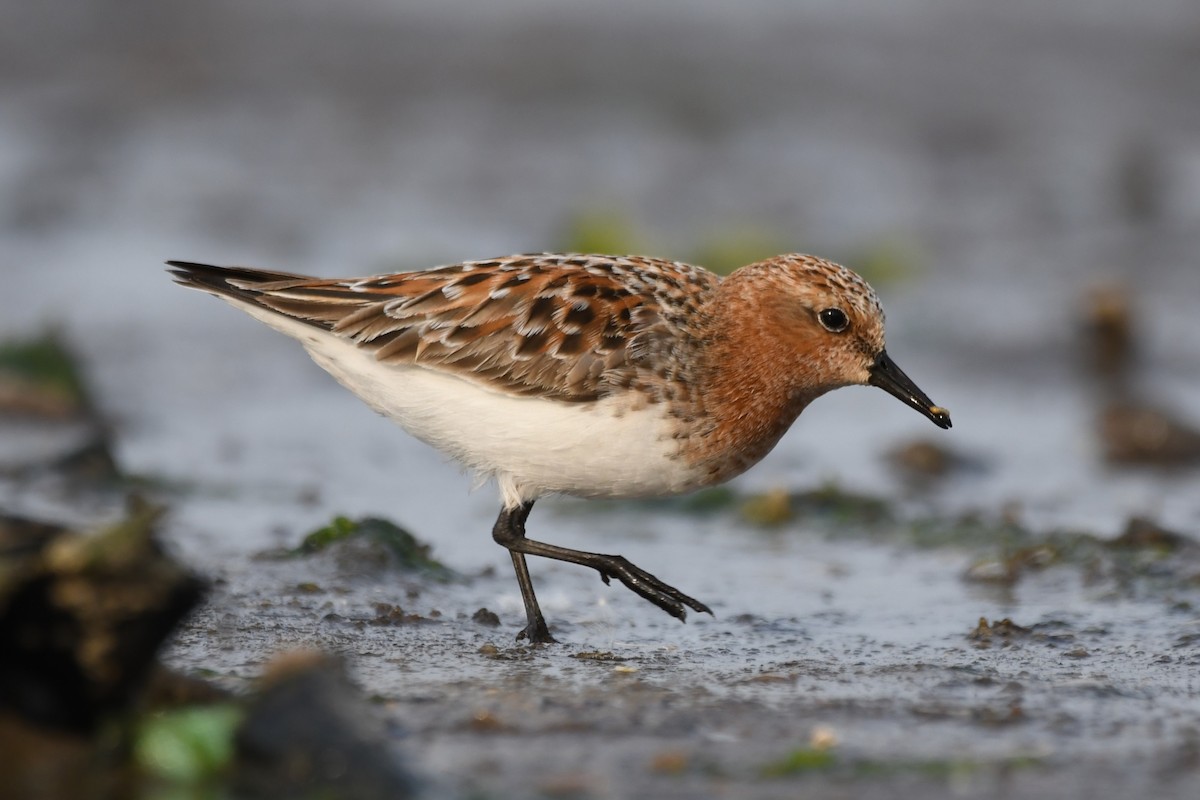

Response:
(178, 254), (721, 403)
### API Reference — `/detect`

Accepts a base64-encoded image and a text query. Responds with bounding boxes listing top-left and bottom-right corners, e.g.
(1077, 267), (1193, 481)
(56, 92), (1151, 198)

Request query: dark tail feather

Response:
(168, 261), (367, 331)
(166, 260), (308, 303)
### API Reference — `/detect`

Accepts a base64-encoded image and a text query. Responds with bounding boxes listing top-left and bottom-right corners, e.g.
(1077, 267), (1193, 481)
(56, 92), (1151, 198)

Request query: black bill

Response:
(868, 350), (952, 429)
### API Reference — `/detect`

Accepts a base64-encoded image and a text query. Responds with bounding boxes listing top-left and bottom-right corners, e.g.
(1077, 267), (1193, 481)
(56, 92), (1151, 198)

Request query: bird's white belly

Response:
(268, 319), (697, 507)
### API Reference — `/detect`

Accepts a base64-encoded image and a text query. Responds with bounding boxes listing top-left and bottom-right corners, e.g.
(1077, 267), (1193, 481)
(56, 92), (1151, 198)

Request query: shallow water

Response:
(4, 1), (1200, 797)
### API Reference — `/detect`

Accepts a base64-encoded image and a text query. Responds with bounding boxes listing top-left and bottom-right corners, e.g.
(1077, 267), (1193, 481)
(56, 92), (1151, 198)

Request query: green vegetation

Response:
(688, 224), (799, 276)
(554, 209), (929, 286)
(296, 515), (456, 581)
(134, 704), (244, 784)
(761, 748), (1042, 780)
(557, 209), (641, 255)
(662, 486), (741, 515)
(760, 747), (838, 776)
(589, 479), (1198, 597)
(840, 236), (925, 286)
(556, 209), (802, 275)
(0, 330), (91, 417)
(765, 483), (894, 527)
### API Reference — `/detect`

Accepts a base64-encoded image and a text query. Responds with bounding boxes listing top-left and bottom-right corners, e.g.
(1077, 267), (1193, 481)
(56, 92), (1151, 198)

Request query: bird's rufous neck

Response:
(683, 278), (830, 484)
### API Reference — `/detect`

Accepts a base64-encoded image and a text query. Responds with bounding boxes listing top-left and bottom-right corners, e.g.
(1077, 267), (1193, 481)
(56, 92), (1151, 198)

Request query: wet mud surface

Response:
(153, 499), (1200, 799)
(4, 1), (1200, 797)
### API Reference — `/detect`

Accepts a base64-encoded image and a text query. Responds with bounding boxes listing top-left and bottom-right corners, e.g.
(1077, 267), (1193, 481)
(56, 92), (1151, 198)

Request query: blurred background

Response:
(6, 0), (1200, 271)
(3, 0), (1198, 532)
(4, 2), (1200, 797)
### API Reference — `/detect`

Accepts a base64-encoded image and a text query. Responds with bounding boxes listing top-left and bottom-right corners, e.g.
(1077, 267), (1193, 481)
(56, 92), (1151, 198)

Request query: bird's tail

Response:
(167, 261), (376, 331)
(167, 261), (310, 303)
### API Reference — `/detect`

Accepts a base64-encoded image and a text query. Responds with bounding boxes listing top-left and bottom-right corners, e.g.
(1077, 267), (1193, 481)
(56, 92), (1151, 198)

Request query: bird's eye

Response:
(818, 307), (850, 333)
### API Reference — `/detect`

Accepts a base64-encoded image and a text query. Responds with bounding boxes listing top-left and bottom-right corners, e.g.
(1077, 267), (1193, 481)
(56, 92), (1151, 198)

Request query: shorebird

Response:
(171, 253), (950, 643)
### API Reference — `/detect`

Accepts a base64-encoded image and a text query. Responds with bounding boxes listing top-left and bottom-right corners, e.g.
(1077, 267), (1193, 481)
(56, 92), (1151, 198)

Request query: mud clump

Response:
(956, 512), (1199, 595)
(886, 439), (987, 485)
(369, 603), (433, 626)
(0, 331), (93, 419)
(969, 617), (1033, 647)
(1078, 283), (1200, 469)
(1110, 516), (1191, 550)
(234, 652), (419, 799)
(1098, 403), (1200, 468)
(294, 515), (456, 581)
(1080, 283), (1135, 382)
(0, 503), (209, 799)
(0, 502), (205, 733)
(472, 607), (501, 627)
(740, 483), (895, 528)
(0, 330), (121, 484)
(0, 507), (424, 799)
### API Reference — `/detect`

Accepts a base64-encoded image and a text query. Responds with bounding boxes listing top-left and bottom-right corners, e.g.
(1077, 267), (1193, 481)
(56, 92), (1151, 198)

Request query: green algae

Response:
(778, 483), (894, 526)
(0, 330), (92, 417)
(295, 515), (456, 581)
(134, 704), (244, 784)
(570, 486), (740, 517)
(760, 747), (838, 776)
(594, 482), (893, 523)
(593, 478), (1199, 599)
(761, 748), (1043, 780)
(0, 329), (126, 484)
(673, 486), (740, 514)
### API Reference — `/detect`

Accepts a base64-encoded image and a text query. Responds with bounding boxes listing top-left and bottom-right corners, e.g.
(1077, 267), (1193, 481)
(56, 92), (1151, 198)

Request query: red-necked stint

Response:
(170, 253), (951, 643)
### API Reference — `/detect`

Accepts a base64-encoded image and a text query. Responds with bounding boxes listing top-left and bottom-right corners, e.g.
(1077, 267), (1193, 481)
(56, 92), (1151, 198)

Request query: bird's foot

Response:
(515, 617), (557, 645)
(596, 555), (713, 621)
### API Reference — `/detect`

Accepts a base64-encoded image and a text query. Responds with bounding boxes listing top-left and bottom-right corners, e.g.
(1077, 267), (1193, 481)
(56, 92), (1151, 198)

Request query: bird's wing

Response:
(169, 254), (719, 402)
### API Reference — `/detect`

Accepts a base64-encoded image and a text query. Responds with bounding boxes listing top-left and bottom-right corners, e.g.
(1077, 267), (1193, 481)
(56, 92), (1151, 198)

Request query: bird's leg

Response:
(491, 502), (712, 640)
(492, 501), (555, 644)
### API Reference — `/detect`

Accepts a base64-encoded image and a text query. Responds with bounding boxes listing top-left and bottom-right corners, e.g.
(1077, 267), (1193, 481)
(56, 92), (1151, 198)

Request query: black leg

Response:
(492, 502), (555, 644)
(491, 501), (712, 643)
